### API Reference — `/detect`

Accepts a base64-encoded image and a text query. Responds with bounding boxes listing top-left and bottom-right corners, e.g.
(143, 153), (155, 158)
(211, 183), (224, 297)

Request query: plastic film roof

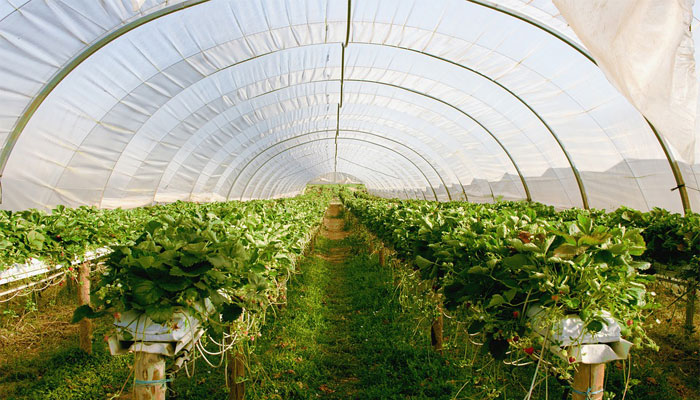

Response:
(0, 0), (699, 212)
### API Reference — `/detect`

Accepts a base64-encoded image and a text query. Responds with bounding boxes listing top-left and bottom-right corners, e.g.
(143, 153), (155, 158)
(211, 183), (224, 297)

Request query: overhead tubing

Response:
(0, 0), (211, 194)
(345, 78), (532, 202)
(236, 136), (440, 201)
(257, 137), (435, 200)
(103, 47), (541, 207)
(125, 46), (539, 204)
(9, 10), (576, 208)
(216, 128), (461, 201)
(375, 43), (583, 207)
(270, 157), (414, 200)
(335, 0), (352, 173)
(86, 44), (558, 206)
(250, 142), (402, 199)
(270, 157), (409, 200)
(3, 0), (577, 205)
(254, 144), (420, 201)
(1, 0), (687, 210)
(155, 75), (526, 203)
(230, 133), (441, 200)
(259, 153), (413, 200)
(247, 140), (422, 201)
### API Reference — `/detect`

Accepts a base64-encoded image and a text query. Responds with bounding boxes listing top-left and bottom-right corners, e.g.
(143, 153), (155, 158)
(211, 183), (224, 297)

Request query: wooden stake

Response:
(379, 247), (386, 267)
(228, 351), (245, 400)
(133, 352), (167, 400)
(431, 312), (443, 353)
(78, 262), (92, 354)
(572, 363), (605, 400)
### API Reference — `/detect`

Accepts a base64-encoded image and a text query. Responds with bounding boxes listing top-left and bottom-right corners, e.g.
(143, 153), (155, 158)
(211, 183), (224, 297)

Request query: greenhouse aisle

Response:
(245, 202), (462, 399)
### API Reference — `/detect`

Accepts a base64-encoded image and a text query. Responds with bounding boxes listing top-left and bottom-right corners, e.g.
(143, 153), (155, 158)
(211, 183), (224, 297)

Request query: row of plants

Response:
(602, 207), (700, 282)
(0, 203), (198, 272)
(69, 188), (337, 338)
(0, 186), (339, 398)
(340, 190), (660, 378)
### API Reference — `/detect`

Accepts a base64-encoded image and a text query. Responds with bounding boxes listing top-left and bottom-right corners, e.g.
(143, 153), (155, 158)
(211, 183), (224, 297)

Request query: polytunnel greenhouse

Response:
(0, 0), (698, 399)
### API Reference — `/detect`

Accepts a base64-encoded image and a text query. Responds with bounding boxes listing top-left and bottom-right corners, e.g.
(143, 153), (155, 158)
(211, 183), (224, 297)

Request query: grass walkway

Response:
(246, 203), (461, 399)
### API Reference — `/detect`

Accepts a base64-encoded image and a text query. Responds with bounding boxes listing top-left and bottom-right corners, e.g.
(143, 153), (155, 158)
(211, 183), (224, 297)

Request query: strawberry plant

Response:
(341, 190), (659, 369)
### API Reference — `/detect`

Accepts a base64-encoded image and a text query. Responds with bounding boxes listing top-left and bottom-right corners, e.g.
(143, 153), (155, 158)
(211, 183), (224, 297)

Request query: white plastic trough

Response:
(527, 306), (633, 364)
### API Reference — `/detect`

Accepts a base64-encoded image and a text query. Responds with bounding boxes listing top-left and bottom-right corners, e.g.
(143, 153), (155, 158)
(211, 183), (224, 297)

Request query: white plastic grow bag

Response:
(107, 308), (205, 368)
(527, 306), (633, 364)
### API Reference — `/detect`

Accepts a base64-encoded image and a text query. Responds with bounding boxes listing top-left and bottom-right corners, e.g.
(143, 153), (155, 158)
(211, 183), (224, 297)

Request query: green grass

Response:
(246, 225), (467, 399)
(0, 332), (134, 399)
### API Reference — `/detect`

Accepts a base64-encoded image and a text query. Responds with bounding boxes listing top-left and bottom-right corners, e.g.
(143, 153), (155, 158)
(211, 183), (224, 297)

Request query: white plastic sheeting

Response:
(0, 0), (698, 212)
(554, 0), (697, 164)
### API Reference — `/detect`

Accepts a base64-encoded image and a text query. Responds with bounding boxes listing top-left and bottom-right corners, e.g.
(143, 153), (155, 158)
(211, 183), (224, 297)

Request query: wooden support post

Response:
(379, 247), (386, 267)
(572, 363), (605, 400)
(685, 285), (697, 333)
(431, 311), (443, 353)
(78, 262), (92, 354)
(133, 352), (167, 400)
(228, 351), (245, 400)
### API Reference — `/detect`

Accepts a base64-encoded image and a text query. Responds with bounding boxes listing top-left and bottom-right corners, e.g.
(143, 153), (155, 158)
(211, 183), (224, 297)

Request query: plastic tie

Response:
(571, 387), (603, 399)
(133, 378), (171, 386)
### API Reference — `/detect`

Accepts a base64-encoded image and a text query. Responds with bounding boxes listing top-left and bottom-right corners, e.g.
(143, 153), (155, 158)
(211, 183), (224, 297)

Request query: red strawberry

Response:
(626, 319), (633, 326)
(512, 336), (519, 342)
(524, 347), (534, 355)
(513, 311), (520, 318)
(568, 356), (576, 363)
(551, 294), (560, 302)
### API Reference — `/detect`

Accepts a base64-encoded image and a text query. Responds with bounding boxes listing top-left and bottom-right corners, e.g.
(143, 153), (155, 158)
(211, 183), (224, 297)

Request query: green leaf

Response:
(414, 255), (433, 269)
(467, 265), (489, 275)
(157, 277), (191, 292)
(132, 279), (164, 306)
(221, 303), (243, 323)
(27, 230), (45, 250)
(502, 254), (529, 269)
(486, 294), (505, 309)
(586, 320), (604, 333)
(207, 254), (229, 269)
(136, 256), (155, 269)
(144, 220), (163, 235)
(145, 303), (174, 324)
(577, 214), (592, 234)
